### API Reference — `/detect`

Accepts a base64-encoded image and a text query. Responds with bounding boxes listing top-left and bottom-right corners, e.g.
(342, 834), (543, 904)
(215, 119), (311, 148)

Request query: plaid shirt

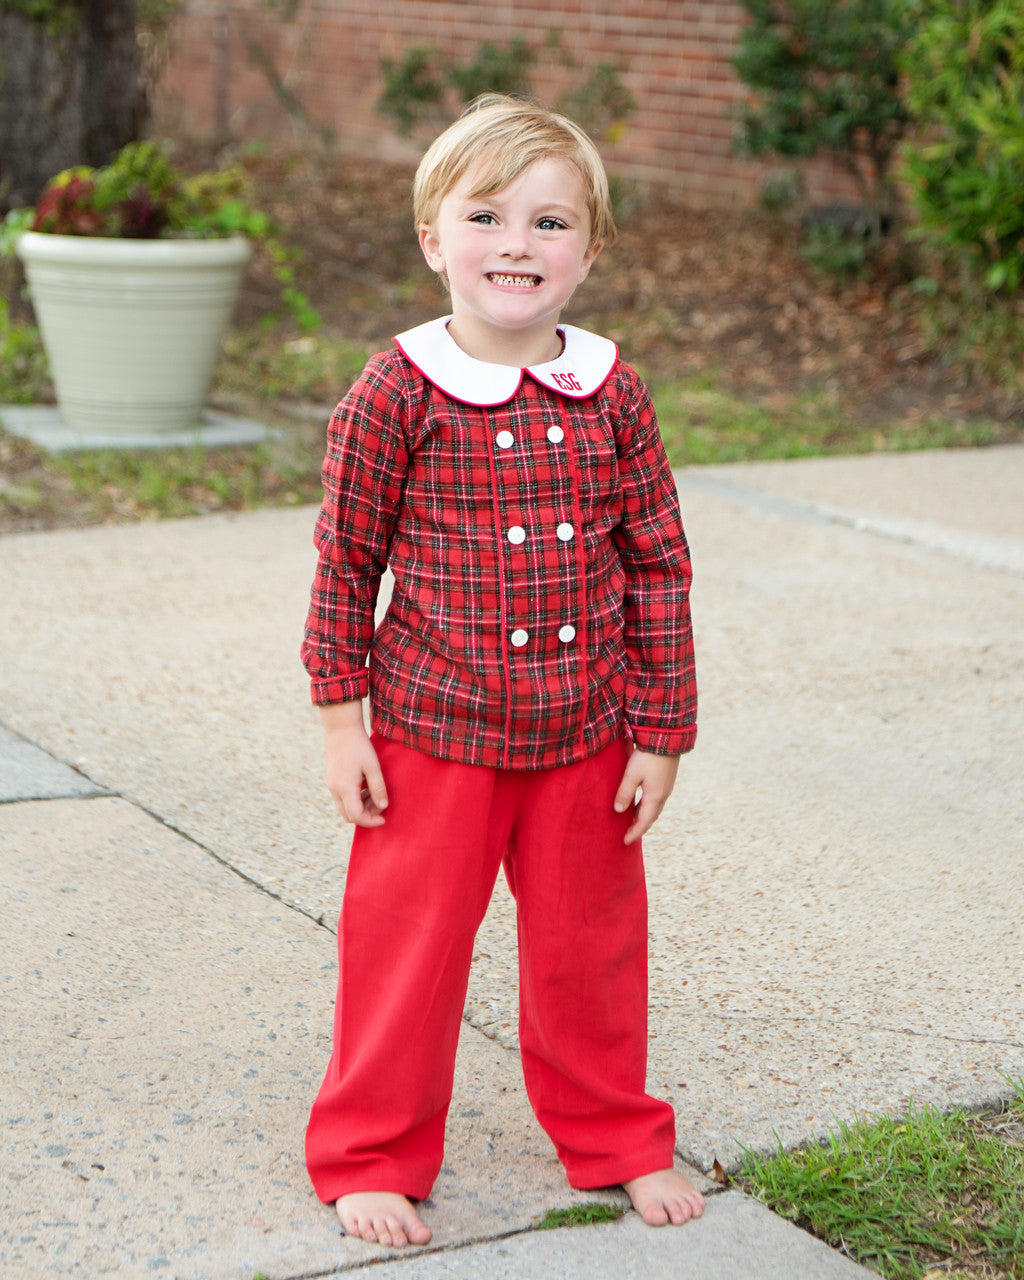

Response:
(302, 319), (696, 771)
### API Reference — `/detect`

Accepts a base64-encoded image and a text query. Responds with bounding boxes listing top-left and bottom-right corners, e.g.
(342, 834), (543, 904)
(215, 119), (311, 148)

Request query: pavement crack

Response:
(275, 1223), (546, 1276)
(91, 788), (332, 932)
(696, 1007), (1022, 1049)
(840, 1021), (1024, 1050)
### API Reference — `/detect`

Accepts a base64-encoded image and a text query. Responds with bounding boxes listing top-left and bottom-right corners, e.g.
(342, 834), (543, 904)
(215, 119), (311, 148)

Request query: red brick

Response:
(152, 0), (866, 208)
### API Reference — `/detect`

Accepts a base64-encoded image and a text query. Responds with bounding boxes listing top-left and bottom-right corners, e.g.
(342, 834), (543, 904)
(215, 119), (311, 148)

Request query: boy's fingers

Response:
(624, 780), (673, 843)
(335, 784), (359, 822)
(363, 761), (389, 812)
(617, 750), (679, 842)
(613, 760), (641, 813)
(336, 779), (386, 827)
(347, 799), (386, 828)
(624, 796), (650, 844)
(624, 794), (661, 844)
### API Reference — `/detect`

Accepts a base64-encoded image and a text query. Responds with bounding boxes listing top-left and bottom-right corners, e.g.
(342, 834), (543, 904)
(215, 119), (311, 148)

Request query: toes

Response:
(382, 1216), (408, 1248)
(626, 1171), (707, 1229)
(666, 1196), (698, 1225)
(367, 1215), (408, 1248)
(357, 1218), (382, 1245)
(335, 1195), (430, 1248)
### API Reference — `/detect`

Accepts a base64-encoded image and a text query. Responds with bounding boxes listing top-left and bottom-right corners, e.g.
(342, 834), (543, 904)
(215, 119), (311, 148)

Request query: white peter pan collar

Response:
(394, 316), (618, 407)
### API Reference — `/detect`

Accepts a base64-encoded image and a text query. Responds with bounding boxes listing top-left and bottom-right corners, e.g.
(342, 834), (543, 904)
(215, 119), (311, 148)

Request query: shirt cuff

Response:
(629, 723), (697, 756)
(309, 669), (369, 706)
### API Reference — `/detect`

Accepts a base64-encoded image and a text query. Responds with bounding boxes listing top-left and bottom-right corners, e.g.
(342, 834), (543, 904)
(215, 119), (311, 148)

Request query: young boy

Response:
(301, 94), (702, 1249)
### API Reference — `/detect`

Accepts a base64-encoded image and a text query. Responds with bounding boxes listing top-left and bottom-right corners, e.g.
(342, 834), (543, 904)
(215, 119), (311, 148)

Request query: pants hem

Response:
(310, 1169), (436, 1206)
(566, 1147), (679, 1192)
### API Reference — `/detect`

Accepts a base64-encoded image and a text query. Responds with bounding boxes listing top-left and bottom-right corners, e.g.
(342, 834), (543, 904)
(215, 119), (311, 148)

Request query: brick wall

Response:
(152, 0), (860, 208)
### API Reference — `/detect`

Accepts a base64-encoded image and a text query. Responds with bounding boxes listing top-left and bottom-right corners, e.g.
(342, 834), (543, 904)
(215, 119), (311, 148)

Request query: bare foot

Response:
(334, 1191), (433, 1247)
(623, 1167), (706, 1226)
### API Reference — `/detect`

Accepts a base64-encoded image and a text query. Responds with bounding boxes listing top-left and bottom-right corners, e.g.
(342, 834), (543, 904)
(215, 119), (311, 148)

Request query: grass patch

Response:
(0, 296), (49, 405)
(652, 372), (1011, 467)
(50, 437), (324, 523)
(535, 1202), (624, 1230)
(738, 1086), (1024, 1280)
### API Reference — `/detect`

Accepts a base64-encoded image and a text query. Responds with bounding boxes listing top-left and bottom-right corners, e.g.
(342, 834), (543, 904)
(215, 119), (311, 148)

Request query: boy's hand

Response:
(614, 749), (680, 845)
(320, 701), (389, 827)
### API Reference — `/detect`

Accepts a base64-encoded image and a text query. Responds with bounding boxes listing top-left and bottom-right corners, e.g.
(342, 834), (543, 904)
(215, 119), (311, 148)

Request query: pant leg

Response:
(305, 739), (510, 1204)
(500, 738), (677, 1189)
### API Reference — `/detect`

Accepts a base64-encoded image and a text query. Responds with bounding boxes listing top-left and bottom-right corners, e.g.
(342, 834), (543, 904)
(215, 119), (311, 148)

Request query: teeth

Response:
(489, 274), (539, 288)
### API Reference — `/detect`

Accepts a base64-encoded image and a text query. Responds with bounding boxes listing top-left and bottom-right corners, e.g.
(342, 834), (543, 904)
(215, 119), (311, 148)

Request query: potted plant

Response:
(4, 140), (310, 441)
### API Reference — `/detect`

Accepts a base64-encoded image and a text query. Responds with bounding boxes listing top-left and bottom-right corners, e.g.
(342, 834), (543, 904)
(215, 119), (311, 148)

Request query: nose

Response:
(500, 223), (532, 259)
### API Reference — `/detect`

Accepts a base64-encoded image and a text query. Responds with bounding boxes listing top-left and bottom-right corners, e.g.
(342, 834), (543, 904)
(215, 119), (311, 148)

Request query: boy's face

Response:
(418, 156), (601, 364)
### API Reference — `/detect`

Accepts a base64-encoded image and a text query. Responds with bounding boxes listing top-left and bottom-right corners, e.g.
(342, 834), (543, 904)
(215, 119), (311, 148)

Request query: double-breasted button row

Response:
(505, 521), (575, 544)
(494, 425), (565, 449)
(496, 420), (574, 653)
(510, 625), (576, 648)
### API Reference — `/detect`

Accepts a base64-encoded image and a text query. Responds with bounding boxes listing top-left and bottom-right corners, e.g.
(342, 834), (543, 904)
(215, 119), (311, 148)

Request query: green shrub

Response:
(446, 38), (535, 104)
(898, 2), (1024, 398)
(900, 0), (1024, 295)
(377, 39), (634, 145)
(378, 40), (535, 135)
(731, 0), (915, 235)
(377, 46), (446, 134)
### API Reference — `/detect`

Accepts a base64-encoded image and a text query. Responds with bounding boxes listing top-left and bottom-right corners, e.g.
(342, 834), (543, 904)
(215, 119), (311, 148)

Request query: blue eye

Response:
(537, 217), (567, 231)
(469, 213), (495, 225)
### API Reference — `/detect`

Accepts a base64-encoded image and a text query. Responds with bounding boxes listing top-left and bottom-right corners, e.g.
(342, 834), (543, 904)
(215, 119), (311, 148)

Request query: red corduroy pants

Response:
(305, 735), (676, 1204)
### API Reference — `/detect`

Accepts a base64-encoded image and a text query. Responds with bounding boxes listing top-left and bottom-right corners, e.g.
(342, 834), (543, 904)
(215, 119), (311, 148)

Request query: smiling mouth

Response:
(488, 273), (542, 288)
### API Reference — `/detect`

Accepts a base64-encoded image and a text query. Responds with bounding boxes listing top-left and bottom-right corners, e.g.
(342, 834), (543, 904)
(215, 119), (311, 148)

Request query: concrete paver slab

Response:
(334, 1194), (872, 1280)
(0, 404), (276, 454)
(0, 797), (669, 1278)
(0, 725), (105, 802)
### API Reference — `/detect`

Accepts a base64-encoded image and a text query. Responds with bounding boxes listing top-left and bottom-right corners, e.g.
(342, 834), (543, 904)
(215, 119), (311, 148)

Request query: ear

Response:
(419, 224), (445, 274)
(577, 241), (603, 284)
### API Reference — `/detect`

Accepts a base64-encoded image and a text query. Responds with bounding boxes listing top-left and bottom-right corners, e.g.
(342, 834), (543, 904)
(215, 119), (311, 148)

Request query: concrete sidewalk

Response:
(2, 445), (1022, 1278)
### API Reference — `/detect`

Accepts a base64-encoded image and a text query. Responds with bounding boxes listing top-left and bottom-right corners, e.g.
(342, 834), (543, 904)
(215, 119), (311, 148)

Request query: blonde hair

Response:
(412, 95), (617, 251)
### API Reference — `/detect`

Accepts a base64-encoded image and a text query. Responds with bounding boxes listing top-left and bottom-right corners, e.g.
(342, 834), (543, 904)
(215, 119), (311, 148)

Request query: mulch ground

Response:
(240, 155), (1019, 425)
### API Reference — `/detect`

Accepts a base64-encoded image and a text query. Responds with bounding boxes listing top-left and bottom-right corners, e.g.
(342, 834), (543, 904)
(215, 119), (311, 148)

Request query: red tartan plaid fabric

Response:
(302, 342), (696, 770)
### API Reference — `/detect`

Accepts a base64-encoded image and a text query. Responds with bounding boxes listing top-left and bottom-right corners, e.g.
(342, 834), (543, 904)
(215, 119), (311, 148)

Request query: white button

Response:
(495, 430), (514, 449)
(547, 425), (565, 444)
(556, 522), (575, 541)
(510, 629), (529, 648)
(558, 625), (576, 643)
(507, 525), (526, 545)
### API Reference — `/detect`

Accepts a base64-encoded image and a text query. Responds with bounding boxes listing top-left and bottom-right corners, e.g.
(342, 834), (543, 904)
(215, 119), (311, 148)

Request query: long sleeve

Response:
(301, 355), (411, 705)
(613, 371), (697, 755)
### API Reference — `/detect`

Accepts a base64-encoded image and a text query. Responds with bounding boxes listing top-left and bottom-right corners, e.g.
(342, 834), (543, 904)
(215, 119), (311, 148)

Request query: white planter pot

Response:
(16, 232), (253, 439)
